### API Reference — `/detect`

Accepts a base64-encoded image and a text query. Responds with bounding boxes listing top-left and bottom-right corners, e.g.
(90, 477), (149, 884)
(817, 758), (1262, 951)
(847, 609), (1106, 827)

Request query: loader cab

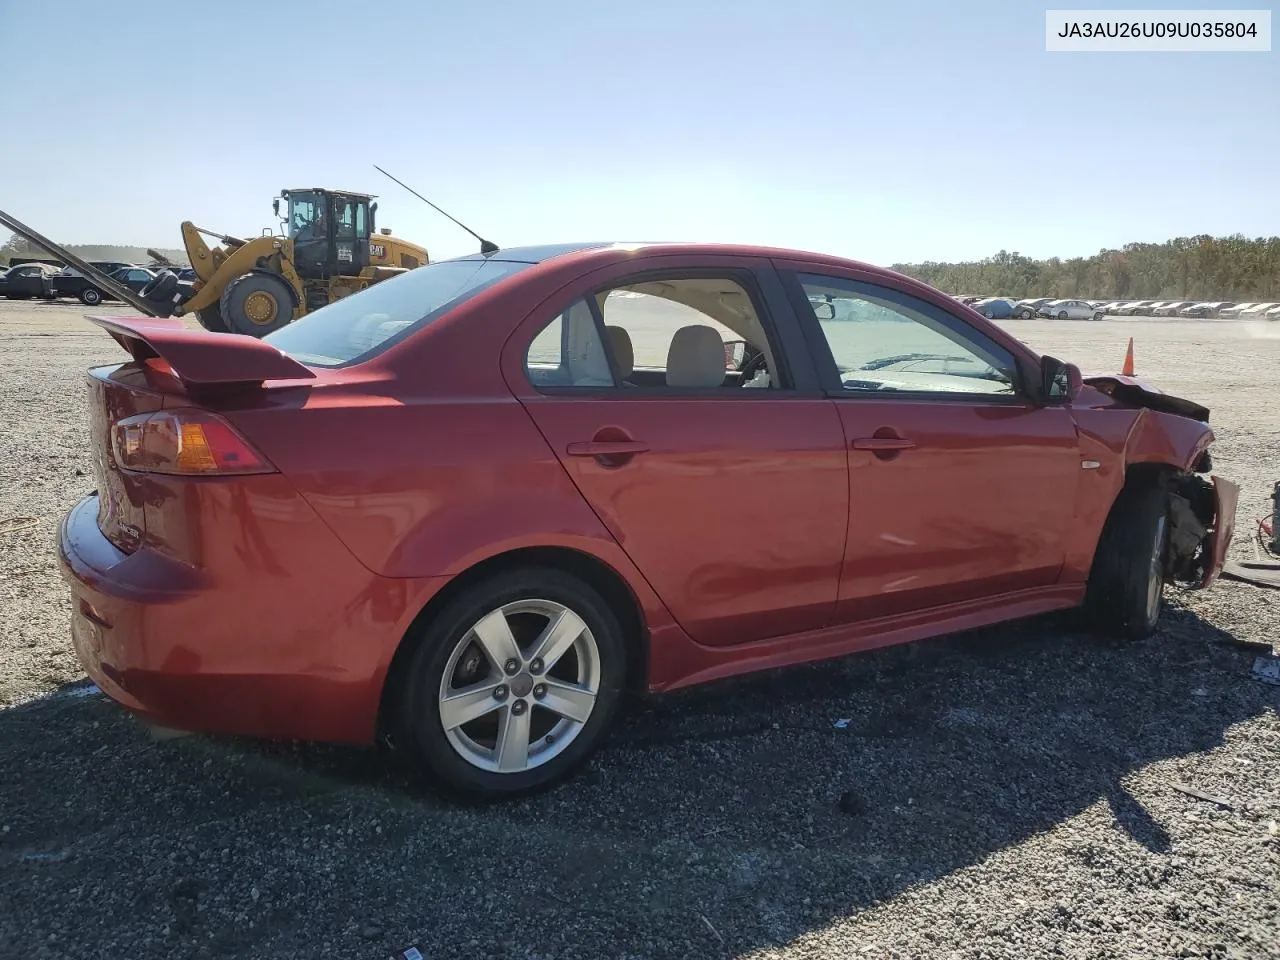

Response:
(280, 188), (373, 280)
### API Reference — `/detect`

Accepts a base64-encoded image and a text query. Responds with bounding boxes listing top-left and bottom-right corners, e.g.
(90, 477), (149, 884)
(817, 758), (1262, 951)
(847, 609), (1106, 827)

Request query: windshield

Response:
(263, 257), (533, 367)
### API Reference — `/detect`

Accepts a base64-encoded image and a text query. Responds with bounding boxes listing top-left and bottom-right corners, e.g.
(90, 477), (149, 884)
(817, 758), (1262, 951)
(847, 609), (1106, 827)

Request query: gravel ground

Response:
(1, 300), (1278, 960)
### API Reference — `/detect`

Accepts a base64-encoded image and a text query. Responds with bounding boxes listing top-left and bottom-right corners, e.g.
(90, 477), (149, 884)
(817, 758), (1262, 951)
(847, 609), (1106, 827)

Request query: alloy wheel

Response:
(437, 599), (601, 774)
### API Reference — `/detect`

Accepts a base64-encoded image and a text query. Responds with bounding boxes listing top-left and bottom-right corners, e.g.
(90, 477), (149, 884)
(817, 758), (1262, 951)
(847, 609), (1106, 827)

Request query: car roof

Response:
(444, 240), (902, 274)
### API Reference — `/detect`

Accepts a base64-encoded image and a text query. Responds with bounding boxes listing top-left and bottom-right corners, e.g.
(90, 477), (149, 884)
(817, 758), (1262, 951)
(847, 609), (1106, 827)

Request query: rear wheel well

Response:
(376, 547), (649, 742)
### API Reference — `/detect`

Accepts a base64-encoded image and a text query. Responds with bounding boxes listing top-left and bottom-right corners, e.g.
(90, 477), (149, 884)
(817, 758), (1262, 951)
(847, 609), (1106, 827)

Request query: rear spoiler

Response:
(88, 315), (315, 387)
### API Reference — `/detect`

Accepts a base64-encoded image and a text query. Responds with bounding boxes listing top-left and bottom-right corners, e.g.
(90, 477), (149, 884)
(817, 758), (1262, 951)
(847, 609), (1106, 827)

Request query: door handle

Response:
(566, 440), (650, 457)
(851, 437), (916, 451)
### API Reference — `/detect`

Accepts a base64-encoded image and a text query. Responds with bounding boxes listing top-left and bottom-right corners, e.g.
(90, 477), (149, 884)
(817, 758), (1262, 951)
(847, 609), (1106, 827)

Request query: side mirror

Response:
(370, 201), (378, 218)
(272, 198), (280, 217)
(1040, 355), (1083, 403)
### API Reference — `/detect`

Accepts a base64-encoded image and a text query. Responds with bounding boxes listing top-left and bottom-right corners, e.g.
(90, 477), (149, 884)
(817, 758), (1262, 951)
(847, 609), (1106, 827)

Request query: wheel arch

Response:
(375, 545), (651, 743)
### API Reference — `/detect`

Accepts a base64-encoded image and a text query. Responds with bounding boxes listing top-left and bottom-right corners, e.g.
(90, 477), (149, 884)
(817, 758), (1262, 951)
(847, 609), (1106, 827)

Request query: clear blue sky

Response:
(1, 0), (1275, 264)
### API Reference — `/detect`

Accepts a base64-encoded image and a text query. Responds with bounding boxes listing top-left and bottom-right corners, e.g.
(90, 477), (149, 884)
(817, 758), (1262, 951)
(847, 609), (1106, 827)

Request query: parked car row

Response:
(0, 260), (196, 305)
(950, 293), (1280, 321)
(953, 296), (1105, 321)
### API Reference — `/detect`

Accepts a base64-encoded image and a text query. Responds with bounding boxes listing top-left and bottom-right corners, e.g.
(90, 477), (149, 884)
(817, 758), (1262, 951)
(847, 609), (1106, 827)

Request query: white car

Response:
(1217, 302), (1258, 318)
(1266, 305), (1280, 320)
(1038, 299), (1104, 321)
(1154, 301), (1194, 316)
(1239, 302), (1279, 318)
(1096, 301), (1127, 313)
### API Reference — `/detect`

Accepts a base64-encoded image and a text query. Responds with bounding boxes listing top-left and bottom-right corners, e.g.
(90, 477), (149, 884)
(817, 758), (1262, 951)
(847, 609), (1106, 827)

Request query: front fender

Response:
(1124, 407), (1214, 473)
(1061, 404), (1217, 583)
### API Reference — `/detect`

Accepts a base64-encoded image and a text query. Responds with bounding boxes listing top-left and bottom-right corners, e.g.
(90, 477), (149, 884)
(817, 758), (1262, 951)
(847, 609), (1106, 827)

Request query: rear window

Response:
(264, 257), (533, 367)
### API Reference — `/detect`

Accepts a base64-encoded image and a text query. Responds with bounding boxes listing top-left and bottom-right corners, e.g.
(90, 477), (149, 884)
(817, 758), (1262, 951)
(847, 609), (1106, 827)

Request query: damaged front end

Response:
(1081, 371), (1238, 589)
(1164, 473), (1239, 589)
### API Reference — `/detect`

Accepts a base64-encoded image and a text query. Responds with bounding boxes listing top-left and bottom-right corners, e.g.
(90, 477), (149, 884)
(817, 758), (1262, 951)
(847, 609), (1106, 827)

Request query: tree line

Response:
(891, 234), (1280, 302)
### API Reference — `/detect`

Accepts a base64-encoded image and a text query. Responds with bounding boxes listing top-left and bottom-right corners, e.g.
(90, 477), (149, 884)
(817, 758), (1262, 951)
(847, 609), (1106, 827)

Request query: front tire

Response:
(1085, 482), (1170, 640)
(395, 568), (628, 800)
(219, 272), (295, 337)
(1093, 311), (1104, 321)
(80, 287), (103, 306)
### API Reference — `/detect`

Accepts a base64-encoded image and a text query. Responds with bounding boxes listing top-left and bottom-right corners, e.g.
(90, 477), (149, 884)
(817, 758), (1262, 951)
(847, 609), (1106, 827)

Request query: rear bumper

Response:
(58, 493), (447, 744)
(1198, 475), (1240, 589)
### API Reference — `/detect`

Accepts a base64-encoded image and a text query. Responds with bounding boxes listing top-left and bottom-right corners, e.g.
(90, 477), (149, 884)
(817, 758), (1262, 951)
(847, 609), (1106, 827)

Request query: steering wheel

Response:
(737, 348), (769, 386)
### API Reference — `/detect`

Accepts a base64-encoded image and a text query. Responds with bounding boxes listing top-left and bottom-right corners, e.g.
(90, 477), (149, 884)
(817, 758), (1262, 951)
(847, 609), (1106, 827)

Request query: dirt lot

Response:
(2, 300), (1278, 960)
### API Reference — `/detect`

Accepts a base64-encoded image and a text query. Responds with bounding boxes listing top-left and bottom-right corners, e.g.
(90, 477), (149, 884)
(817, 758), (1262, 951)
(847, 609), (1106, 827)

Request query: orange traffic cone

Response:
(1121, 337), (1135, 376)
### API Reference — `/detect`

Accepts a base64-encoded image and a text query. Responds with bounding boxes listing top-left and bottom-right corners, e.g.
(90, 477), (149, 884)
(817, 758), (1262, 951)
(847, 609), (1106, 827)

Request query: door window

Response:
(523, 274), (786, 391)
(524, 299), (614, 388)
(796, 274), (1019, 398)
(334, 200), (356, 239)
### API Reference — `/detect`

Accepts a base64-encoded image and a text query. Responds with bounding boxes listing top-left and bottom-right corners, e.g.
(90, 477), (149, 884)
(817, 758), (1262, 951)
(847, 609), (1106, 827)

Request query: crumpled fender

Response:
(1123, 407), (1215, 473)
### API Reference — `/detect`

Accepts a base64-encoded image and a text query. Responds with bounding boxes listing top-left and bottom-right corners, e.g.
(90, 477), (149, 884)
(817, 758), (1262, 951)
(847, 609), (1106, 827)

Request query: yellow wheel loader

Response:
(178, 188), (431, 337)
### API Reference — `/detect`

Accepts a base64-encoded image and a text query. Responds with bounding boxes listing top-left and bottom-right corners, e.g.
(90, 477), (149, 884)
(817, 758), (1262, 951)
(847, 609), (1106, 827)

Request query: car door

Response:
(12, 266), (42, 297)
(776, 264), (1082, 623)
(506, 256), (849, 647)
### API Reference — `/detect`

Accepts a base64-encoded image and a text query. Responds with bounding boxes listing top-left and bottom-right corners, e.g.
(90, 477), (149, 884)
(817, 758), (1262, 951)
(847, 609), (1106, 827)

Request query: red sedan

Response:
(59, 241), (1238, 800)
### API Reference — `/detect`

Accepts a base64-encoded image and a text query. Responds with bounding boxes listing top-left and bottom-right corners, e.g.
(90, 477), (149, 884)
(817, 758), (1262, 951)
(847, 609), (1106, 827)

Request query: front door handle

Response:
(566, 440), (649, 457)
(851, 437), (916, 451)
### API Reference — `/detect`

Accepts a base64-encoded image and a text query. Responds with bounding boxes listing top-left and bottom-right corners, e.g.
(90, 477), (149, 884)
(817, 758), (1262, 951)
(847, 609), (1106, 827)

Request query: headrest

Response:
(666, 325), (726, 388)
(605, 325), (633, 378)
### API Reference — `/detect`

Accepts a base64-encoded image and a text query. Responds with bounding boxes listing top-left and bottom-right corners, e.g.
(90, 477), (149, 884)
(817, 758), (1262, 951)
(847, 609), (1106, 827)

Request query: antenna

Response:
(373, 165), (499, 255)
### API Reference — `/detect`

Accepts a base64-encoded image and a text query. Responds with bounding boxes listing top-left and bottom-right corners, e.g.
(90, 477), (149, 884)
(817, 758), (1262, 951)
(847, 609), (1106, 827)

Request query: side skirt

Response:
(650, 584), (1086, 693)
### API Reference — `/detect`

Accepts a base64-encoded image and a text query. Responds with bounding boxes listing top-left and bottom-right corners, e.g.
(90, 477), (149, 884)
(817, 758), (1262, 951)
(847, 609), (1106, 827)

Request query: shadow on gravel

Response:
(0, 599), (1273, 960)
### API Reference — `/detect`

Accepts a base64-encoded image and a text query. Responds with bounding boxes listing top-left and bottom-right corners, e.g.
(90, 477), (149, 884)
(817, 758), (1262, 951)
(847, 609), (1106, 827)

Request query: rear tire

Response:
(1085, 481), (1170, 640)
(394, 568), (628, 801)
(219, 272), (295, 337)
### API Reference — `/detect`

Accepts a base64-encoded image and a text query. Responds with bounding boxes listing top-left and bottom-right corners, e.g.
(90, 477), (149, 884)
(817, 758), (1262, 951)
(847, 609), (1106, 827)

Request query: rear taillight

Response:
(112, 410), (276, 476)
